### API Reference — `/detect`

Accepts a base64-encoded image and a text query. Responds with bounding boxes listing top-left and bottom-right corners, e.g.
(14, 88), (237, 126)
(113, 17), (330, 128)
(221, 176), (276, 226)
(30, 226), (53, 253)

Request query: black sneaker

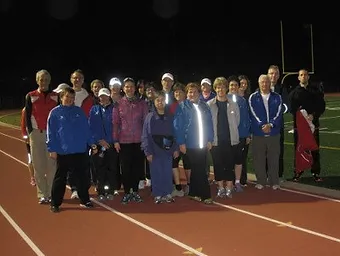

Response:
(121, 193), (132, 204)
(292, 172), (303, 182)
(50, 205), (60, 213)
(131, 192), (143, 203)
(313, 174), (323, 182)
(80, 202), (94, 208)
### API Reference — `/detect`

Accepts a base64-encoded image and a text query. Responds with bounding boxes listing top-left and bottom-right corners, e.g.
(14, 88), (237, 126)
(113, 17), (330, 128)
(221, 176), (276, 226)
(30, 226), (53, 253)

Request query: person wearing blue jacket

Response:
(47, 87), (95, 213)
(89, 88), (120, 200)
(174, 82), (214, 204)
(227, 75), (251, 192)
(141, 91), (179, 204)
(248, 74), (283, 190)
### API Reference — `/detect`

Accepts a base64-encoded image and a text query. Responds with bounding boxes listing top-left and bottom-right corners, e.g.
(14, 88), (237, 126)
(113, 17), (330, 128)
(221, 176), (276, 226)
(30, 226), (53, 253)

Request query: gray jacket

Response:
(207, 97), (240, 146)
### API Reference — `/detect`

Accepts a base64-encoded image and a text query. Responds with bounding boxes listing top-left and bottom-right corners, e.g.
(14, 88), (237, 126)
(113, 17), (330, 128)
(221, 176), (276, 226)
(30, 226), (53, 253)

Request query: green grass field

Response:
(1, 95), (339, 190)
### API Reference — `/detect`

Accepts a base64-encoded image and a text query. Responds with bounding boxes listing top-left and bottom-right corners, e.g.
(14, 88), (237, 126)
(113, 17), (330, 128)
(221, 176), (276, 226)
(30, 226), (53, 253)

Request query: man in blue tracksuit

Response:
(47, 87), (96, 213)
(249, 74), (283, 189)
(141, 91), (179, 204)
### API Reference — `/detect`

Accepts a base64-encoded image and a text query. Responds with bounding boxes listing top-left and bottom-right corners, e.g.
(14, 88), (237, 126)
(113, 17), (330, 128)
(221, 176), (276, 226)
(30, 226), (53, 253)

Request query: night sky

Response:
(1, 0), (339, 102)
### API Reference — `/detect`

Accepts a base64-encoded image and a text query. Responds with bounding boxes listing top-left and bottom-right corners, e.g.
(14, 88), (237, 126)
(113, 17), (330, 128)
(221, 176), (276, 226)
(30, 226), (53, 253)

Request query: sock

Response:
(235, 180), (240, 184)
(175, 185), (182, 191)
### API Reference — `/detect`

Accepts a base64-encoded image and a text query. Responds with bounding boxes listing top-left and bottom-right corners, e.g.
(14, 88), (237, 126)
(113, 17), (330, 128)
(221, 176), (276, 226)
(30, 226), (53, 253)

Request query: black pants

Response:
(91, 147), (120, 195)
(51, 153), (90, 207)
(120, 143), (144, 193)
(239, 138), (249, 185)
(293, 119), (321, 175)
(67, 152), (91, 192)
(186, 148), (211, 200)
(278, 125), (285, 177)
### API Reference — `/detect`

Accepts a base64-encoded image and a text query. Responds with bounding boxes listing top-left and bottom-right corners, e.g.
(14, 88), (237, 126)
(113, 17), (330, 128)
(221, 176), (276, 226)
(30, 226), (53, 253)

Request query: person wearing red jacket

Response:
(24, 69), (58, 204)
(20, 107), (36, 186)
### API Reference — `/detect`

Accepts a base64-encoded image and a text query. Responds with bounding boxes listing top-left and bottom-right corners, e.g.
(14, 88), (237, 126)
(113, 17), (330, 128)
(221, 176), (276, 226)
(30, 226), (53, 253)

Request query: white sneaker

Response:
(255, 184), (264, 190)
(71, 191), (79, 199)
(138, 180), (145, 189)
(145, 179), (151, 187)
(272, 185), (280, 190)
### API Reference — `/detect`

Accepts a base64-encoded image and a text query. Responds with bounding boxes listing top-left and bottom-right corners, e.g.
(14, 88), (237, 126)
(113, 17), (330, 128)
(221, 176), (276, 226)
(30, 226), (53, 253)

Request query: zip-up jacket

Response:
(227, 94), (251, 139)
(112, 97), (149, 144)
(207, 96), (240, 146)
(89, 103), (114, 145)
(46, 105), (94, 155)
(248, 91), (282, 136)
(174, 99), (214, 149)
(25, 89), (58, 134)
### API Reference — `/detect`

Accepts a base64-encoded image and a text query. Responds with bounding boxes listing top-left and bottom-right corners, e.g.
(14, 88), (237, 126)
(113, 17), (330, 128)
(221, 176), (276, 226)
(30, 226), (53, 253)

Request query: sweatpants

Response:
(186, 148), (211, 200)
(252, 135), (280, 186)
(51, 153), (90, 207)
(150, 150), (173, 197)
(29, 129), (56, 198)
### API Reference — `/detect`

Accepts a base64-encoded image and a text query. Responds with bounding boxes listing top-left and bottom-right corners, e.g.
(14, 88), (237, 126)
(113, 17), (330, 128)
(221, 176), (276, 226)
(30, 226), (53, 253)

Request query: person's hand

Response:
(207, 142), (212, 151)
(99, 139), (110, 149)
(114, 142), (120, 153)
(49, 152), (57, 160)
(173, 151), (179, 159)
(146, 155), (153, 163)
(179, 144), (186, 154)
(307, 114), (314, 121)
(262, 124), (271, 134)
(246, 137), (251, 145)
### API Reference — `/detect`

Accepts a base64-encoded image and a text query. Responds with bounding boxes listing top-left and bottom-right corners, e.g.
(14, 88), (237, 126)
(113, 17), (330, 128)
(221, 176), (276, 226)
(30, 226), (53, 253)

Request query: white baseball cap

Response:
(162, 73), (174, 81)
(98, 88), (111, 97)
(201, 78), (212, 86)
(109, 77), (122, 89)
(53, 83), (70, 93)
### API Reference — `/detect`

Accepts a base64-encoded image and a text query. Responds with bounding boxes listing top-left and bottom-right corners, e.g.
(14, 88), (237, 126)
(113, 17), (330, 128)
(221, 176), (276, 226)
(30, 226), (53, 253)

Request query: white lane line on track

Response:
(1, 148), (340, 247)
(0, 205), (45, 255)
(0, 149), (207, 256)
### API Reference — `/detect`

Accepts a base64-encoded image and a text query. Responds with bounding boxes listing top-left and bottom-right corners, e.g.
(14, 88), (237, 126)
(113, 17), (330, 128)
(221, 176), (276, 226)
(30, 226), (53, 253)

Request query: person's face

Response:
(145, 87), (155, 99)
(99, 94), (110, 105)
(298, 70), (309, 85)
(92, 82), (103, 96)
(174, 89), (185, 102)
(36, 74), (50, 92)
(138, 84), (145, 95)
(267, 68), (280, 85)
(259, 76), (271, 94)
(201, 83), (211, 93)
(187, 87), (200, 103)
(228, 80), (239, 94)
(61, 92), (75, 106)
(70, 72), (84, 89)
(215, 84), (227, 98)
(154, 95), (166, 111)
(239, 79), (248, 92)
(123, 81), (136, 97)
(161, 78), (174, 92)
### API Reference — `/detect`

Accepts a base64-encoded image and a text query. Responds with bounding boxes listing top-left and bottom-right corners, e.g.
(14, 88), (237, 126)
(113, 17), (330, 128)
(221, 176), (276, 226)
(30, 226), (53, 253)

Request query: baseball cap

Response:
(109, 77), (122, 89)
(201, 78), (212, 86)
(161, 73), (174, 81)
(98, 88), (111, 97)
(53, 83), (70, 93)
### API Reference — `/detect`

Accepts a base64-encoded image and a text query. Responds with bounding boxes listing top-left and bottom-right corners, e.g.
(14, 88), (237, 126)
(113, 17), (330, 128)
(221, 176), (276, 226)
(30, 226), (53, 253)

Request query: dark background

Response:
(0, 0), (339, 108)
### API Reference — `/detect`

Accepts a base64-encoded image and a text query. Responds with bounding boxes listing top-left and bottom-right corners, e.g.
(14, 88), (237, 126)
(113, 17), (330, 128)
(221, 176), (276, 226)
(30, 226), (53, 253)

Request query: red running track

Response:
(1, 125), (340, 256)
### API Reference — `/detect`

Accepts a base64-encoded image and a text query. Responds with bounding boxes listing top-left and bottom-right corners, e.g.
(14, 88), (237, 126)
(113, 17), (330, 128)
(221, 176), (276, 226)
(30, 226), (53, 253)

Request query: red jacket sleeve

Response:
(81, 95), (94, 118)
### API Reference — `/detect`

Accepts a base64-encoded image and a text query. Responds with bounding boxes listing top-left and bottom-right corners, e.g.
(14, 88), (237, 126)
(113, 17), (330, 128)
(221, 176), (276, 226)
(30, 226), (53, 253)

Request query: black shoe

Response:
(50, 205), (60, 213)
(80, 202), (94, 208)
(292, 172), (303, 182)
(313, 174), (322, 182)
(121, 193), (132, 204)
(132, 192), (143, 203)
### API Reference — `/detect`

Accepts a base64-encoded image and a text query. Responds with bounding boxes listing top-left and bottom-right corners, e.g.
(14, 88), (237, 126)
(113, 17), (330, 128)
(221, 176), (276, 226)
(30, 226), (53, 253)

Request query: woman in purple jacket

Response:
(141, 91), (179, 204)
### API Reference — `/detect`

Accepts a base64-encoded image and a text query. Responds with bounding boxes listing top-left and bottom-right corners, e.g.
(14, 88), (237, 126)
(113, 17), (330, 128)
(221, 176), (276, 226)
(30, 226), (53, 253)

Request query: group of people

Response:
(20, 65), (325, 213)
